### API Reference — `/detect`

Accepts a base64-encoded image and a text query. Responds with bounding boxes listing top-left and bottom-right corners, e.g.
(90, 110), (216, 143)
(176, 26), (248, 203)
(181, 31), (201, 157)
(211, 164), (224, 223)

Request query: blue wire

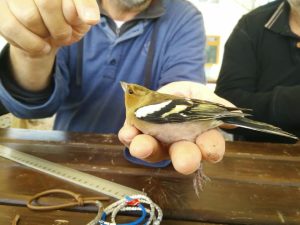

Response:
(100, 212), (107, 222)
(99, 196), (147, 225)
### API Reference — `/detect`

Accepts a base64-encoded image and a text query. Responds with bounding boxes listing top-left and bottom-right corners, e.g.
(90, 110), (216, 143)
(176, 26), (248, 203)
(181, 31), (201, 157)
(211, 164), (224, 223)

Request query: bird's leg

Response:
(193, 163), (210, 197)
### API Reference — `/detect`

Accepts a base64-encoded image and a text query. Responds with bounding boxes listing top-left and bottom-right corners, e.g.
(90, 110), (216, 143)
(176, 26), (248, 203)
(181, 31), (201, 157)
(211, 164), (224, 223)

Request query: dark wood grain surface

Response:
(0, 128), (299, 225)
(2, 205), (223, 225)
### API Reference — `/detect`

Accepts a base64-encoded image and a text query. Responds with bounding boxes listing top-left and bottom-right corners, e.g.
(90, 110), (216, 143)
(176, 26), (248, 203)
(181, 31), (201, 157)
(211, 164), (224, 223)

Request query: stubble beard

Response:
(113, 0), (152, 11)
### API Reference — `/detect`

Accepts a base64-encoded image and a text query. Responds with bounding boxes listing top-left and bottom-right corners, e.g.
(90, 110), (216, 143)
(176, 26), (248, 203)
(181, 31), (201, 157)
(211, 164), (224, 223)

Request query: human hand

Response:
(0, 0), (100, 56)
(118, 81), (234, 175)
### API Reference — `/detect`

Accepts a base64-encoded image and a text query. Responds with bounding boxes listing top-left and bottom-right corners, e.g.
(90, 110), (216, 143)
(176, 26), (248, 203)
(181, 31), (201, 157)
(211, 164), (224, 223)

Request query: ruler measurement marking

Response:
(0, 145), (143, 199)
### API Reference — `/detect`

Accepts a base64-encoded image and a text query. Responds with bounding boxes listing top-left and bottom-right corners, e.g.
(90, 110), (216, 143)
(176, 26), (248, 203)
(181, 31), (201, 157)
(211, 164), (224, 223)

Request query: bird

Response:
(121, 82), (298, 144)
(121, 82), (298, 195)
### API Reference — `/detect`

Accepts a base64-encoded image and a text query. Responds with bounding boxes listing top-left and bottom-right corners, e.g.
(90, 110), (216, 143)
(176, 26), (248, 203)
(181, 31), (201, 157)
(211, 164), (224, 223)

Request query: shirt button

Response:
(110, 59), (117, 65)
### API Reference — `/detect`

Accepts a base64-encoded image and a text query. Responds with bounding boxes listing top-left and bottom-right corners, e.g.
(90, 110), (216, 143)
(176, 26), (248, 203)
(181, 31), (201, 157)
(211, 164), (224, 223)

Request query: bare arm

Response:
(9, 47), (57, 91)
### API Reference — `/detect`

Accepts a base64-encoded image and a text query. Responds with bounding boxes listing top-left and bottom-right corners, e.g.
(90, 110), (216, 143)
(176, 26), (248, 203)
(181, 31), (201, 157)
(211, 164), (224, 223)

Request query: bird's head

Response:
(120, 82), (153, 114)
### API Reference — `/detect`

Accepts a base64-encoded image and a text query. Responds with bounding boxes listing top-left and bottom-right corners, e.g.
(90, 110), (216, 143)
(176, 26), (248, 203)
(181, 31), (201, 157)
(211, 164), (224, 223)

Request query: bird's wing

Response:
(135, 98), (248, 123)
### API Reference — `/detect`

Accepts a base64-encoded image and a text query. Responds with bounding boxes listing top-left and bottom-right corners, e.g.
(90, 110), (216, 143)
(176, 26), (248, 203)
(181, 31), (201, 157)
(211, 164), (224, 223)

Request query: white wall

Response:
(188, 0), (248, 82)
(188, 0), (275, 82)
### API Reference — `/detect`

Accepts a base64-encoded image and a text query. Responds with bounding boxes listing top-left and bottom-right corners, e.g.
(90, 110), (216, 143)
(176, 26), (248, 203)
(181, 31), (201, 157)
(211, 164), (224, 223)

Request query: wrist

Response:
(10, 44), (58, 62)
(9, 45), (57, 92)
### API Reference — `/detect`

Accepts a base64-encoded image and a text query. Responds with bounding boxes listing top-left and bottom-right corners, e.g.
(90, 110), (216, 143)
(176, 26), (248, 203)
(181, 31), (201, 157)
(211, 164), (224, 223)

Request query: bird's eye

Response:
(128, 89), (134, 94)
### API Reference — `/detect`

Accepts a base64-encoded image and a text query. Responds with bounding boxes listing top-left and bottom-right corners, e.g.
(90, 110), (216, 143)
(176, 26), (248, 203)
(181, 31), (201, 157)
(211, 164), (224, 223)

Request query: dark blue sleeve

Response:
(0, 46), (70, 118)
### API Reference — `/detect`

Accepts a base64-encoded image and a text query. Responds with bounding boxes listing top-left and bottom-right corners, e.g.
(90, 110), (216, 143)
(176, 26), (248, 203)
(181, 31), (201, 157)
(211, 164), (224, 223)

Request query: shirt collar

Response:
(99, 0), (165, 20)
(265, 1), (297, 38)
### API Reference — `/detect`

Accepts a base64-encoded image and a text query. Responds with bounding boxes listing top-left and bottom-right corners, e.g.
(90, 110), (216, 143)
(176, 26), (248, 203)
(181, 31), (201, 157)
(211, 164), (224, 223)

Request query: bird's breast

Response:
(134, 120), (223, 144)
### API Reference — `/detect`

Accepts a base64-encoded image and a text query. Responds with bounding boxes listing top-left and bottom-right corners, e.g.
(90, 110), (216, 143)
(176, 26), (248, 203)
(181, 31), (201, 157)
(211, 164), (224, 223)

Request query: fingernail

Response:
(42, 44), (51, 54)
(84, 10), (100, 23)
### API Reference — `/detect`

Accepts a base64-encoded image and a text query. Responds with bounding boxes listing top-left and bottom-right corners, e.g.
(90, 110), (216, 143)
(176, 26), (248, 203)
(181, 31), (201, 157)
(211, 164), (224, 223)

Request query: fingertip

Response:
(118, 123), (140, 146)
(129, 134), (158, 159)
(196, 129), (225, 163)
(73, 0), (100, 25)
(169, 141), (202, 175)
(82, 11), (100, 24)
(130, 135), (169, 163)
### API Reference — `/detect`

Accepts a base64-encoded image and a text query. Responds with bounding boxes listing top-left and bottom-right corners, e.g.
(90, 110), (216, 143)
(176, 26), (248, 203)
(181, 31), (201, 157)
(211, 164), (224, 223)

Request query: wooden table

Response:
(0, 128), (299, 225)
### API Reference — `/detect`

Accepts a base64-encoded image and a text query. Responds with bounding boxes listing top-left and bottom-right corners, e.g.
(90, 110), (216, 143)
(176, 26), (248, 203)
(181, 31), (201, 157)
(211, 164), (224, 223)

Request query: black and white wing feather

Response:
(134, 98), (298, 140)
(134, 98), (246, 123)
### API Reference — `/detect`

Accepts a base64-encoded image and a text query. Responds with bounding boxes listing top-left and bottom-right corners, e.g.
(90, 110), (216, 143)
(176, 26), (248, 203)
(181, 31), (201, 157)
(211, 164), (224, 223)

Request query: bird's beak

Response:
(120, 81), (128, 92)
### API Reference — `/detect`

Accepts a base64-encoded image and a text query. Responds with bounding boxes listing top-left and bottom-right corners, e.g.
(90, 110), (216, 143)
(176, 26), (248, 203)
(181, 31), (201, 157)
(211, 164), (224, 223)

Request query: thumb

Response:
(73, 0), (100, 24)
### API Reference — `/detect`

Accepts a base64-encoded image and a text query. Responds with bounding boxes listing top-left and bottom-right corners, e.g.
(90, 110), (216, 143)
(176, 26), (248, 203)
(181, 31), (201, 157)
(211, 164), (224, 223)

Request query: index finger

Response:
(72, 0), (100, 24)
(129, 134), (169, 162)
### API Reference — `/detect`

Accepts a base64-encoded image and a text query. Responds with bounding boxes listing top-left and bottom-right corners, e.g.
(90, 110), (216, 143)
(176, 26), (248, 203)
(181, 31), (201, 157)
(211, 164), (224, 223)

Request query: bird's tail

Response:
(222, 117), (298, 140)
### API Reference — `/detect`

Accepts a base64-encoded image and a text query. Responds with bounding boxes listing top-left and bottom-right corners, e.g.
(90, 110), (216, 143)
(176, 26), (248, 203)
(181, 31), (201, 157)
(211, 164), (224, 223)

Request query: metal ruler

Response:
(0, 145), (144, 199)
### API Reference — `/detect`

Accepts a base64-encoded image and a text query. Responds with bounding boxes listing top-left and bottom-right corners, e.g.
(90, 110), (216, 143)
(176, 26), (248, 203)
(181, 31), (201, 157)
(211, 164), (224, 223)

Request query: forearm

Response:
(0, 45), (69, 118)
(9, 45), (57, 92)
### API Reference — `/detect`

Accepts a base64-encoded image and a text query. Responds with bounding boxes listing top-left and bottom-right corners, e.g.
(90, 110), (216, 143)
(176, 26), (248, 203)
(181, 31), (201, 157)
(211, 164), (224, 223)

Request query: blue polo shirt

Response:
(0, 0), (206, 134)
